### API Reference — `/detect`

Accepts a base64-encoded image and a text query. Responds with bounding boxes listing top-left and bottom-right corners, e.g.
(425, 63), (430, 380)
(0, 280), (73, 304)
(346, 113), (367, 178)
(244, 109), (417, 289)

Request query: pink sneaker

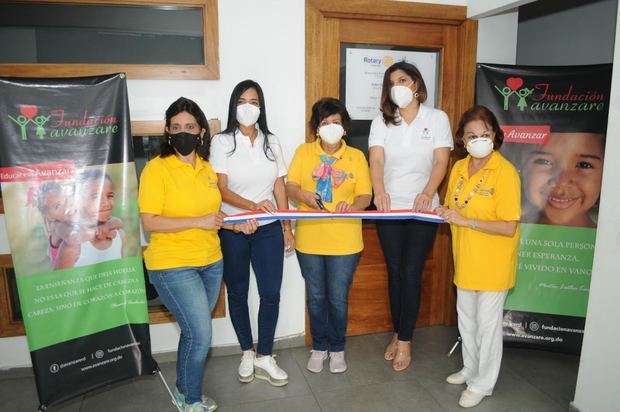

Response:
(306, 350), (328, 373)
(329, 351), (347, 373)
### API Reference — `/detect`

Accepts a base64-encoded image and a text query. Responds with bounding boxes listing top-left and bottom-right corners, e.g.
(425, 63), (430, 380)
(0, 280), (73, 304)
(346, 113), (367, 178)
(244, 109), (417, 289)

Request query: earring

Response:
(414, 91), (420, 99)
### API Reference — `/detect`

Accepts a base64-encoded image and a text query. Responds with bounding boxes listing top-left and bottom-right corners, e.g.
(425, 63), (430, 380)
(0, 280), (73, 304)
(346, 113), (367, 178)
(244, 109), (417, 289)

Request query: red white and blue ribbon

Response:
(222, 209), (444, 224)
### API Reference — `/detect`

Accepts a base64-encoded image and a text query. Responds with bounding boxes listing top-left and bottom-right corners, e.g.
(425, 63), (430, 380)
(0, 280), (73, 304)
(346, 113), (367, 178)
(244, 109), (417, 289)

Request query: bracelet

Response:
(470, 219), (478, 230)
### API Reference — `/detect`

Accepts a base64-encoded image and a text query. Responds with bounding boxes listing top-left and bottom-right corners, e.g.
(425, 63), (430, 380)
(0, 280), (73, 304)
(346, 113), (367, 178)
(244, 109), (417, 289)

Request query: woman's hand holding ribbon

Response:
(236, 219), (258, 234)
(435, 206), (467, 226)
(374, 192), (391, 211)
(198, 213), (224, 230)
(413, 192), (432, 211)
(253, 199), (277, 214)
(335, 201), (352, 213)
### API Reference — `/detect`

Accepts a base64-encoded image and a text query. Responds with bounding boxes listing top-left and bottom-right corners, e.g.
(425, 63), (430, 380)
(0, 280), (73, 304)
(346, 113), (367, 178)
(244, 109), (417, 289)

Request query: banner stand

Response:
(156, 368), (183, 412)
(0, 74), (160, 409)
(476, 63), (611, 353)
(36, 365), (176, 412)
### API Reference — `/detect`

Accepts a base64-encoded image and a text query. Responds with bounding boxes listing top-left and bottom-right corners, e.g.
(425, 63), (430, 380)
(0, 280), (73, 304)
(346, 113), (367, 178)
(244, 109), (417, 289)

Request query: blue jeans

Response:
(220, 221), (284, 355)
(296, 250), (361, 352)
(148, 260), (223, 404)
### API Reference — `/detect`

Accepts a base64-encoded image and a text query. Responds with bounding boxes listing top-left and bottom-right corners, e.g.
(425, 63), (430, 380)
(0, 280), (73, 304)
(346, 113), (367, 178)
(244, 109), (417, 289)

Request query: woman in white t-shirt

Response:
(368, 62), (453, 372)
(210, 80), (294, 387)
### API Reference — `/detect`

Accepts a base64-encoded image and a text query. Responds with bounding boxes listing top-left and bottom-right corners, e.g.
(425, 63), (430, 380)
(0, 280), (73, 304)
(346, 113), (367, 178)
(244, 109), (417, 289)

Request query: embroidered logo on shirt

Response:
(421, 128), (432, 139)
(478, 188), (495, 196)
(207, 175), (218, 188)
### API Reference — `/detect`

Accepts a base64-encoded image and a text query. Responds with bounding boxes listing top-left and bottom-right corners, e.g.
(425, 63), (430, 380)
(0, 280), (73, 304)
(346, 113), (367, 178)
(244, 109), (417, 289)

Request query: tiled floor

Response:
(0, 326), (579, 411)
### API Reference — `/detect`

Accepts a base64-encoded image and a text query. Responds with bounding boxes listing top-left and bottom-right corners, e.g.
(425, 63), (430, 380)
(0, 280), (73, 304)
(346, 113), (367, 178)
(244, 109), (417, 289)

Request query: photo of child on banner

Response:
(30, 169), (126, 270)
(8, 164), (134, 275)
(55, 168), (125, 269)
(502, 132), (605, 228)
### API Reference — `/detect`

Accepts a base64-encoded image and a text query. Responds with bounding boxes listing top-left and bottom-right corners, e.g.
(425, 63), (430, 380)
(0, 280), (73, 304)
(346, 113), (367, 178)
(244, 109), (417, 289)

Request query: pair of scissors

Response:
(315, 194), (326, 210)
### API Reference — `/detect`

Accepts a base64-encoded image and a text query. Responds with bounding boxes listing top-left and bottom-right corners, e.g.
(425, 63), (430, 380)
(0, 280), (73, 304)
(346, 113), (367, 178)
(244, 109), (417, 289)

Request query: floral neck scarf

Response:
(312, 154), (347, 202)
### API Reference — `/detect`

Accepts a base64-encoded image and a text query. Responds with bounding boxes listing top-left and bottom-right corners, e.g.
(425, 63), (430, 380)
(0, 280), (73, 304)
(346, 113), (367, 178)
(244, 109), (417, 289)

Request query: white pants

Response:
(456, 288), (508, 395)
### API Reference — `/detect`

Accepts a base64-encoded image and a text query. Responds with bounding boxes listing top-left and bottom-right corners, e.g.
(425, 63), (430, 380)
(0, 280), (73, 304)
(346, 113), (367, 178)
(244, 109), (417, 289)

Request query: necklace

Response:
(453, 170), (489, 209)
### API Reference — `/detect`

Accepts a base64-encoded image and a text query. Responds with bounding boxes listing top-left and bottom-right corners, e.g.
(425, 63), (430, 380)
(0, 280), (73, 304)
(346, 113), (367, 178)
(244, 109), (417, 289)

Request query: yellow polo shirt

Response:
(288, 139), (372, 255)
(445, 151), (521, 291)
(138, 155), (222, 270)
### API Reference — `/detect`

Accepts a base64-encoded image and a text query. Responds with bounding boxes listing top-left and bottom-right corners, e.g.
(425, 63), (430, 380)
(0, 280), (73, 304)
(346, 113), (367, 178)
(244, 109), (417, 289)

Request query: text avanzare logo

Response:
(494, 77), (607, 112)
(8, 105), (118, 140)
(501, 125), (551, 145)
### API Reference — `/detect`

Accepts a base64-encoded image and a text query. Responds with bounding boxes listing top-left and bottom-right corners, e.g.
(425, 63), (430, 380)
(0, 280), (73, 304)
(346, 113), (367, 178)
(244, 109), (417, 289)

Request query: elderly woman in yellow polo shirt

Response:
(138, 97), (255, 412)
(286, 97), (372, 374)
(436, 105), (521, 409)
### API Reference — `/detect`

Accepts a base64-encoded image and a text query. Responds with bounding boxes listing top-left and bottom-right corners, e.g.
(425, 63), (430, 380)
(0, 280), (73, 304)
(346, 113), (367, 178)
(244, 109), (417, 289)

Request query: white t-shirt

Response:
(368, 104), (453, 209)
(210, 128), (287, 225)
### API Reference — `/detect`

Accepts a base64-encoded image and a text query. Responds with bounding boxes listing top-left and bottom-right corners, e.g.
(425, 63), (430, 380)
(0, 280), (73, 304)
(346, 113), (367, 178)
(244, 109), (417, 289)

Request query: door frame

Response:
(305, 0), (478, 341)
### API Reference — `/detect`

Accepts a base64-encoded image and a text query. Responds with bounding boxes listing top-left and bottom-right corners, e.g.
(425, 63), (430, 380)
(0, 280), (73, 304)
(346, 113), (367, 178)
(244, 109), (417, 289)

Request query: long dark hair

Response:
(159, 97), (211, 160)
(455, 105), (504, 154)
(309, 97), (351, 138)
(380, 61), (428, 126)
(221, 80), (274, 160)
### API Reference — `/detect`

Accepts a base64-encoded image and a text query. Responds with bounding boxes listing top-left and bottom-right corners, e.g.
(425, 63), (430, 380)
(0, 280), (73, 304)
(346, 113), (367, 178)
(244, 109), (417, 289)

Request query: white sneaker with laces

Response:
(238, 350), (255, 383)
(329, 351), (347, 373)
(458, 389), (487, 408)
(446, 369), (467, 385)
(306, 350), (328, 373)
(254, 354), (288, 386)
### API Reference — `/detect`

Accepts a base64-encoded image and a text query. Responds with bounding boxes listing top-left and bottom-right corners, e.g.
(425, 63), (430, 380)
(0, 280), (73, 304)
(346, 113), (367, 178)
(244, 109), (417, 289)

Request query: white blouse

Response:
(368, 104), (453, 209)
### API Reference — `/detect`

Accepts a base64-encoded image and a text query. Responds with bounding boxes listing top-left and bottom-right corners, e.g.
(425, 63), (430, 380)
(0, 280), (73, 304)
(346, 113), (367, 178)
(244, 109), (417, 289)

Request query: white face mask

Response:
(236, 103), (260, 127)
(390, 84), (414, 109)
(318, 123), (344, 145)
(466, 137), (494, 159)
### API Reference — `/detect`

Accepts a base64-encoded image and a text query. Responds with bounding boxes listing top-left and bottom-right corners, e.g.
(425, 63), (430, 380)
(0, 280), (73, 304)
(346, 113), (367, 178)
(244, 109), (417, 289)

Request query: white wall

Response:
(467, 0), (535, 18)
(571, 4), (620, 411)
(0, 0), (306, 368)
(476, 11), (519, 64)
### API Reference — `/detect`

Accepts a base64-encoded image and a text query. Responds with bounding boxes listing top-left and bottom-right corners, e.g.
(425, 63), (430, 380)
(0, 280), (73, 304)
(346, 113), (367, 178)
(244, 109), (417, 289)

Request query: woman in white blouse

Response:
(368, 62), (453, 372)
(210, 80), (294, 386)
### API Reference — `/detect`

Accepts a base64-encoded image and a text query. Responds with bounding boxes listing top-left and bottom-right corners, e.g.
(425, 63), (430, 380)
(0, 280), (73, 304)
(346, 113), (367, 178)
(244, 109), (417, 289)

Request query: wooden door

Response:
(305, 0), (478, 339)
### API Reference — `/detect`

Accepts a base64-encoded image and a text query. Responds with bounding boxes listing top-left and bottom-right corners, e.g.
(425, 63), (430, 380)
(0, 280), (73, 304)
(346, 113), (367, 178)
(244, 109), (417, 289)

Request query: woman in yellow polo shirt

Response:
(436, 105), (521, 409)
(138, 97), (255, 412)
(286, 97), (372, 374)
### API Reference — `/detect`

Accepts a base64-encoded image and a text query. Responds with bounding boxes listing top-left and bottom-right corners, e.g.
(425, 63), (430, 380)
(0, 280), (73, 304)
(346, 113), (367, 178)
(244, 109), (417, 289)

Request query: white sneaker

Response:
(306, 350), (328, 373)
(446, 369), (467, 385)
(254, 355), (289, 386)
(238, 350), (255, 383)
(329, 351), (347, 373)
(458, 389), (487, 408)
